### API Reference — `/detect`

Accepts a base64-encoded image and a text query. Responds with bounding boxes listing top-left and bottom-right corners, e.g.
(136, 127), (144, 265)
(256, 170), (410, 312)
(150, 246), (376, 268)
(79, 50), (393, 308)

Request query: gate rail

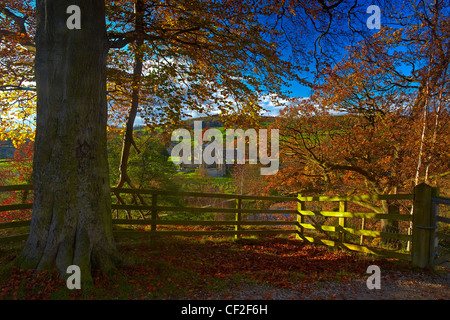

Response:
(431, 195), (450, 267)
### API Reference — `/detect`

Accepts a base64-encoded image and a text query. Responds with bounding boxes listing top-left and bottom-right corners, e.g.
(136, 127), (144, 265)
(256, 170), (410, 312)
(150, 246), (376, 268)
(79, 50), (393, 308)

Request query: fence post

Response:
(150, 193), (158, 245)
(339, 201), (347, 243)
(296, 195), (305, 240)
(235, 197), (242, 240)
(412, 183), (438, 269)
(430, 187), (440, 269)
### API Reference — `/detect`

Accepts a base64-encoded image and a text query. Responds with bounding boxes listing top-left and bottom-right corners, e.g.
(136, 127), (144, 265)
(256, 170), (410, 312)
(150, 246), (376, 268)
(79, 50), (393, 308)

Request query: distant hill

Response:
(184, 116), (224, 128)
(133, 115), (277, 131)
(0, 140), (15, 159)
(183, 115), (276, 129)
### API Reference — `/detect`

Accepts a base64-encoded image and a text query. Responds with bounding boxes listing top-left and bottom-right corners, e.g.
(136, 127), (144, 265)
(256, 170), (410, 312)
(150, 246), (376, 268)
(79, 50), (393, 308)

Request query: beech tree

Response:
(12, 0), (119, 283)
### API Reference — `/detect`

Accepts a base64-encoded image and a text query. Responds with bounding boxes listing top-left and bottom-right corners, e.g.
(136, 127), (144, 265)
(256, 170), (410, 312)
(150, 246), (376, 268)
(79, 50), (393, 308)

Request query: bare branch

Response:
(0, 85), (36, 92)
(0, 6), (35, 52)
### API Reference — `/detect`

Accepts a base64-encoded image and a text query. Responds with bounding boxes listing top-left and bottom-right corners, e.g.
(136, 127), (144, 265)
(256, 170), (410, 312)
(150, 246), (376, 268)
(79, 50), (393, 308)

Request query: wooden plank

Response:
(430, 189), (440, 267)
(298, 223), (336, 232)
(437, 216), (450, 224)
(112, 219), (298, 226)
(434, 252), (450, 265)
(0, 203), (33, 212)
(112, 188), (236, 199)
(360, 217), (366, 245)
(237, 195), (297, 202)
(339, 201), (347, 243)
(113, 229), (297, 237)
(296, 235), (338, 247)
(235, 198), (242, 240)
(297, 194), (413, 202)
(340, 243), (411, 261)
(297, 235), (411, 261)
(296, 223), (411, 242)
(0, 220), (31, 229)
(298, 210), (412, 221)
(111, 204), (154, 211)
(341, 227), (412, 241)
(112, 204), (298, 215)
(0, 234), (29, 243)
(112, 188), (297, 202)
(296, 200), (305, 239)
(0, 185), (33, 192)
(150, 194), (158, 239)
(432, 197), (450, 205)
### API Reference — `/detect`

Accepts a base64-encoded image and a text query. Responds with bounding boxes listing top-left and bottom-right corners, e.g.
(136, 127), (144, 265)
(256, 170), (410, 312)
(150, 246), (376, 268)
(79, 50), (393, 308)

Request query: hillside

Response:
(0, 140), (14, 159)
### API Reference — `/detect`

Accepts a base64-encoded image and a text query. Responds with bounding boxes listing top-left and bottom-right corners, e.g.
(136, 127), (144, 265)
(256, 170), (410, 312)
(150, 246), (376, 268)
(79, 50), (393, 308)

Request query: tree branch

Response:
(0, 85), (36, 92)
(351, 200), (384, 213)
(0, 7), (27, 33)
(0, 6), (35, 52)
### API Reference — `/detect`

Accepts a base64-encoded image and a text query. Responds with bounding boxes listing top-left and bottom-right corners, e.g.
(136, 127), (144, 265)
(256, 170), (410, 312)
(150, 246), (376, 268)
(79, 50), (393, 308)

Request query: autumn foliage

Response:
(0, 141), (32, 223)
(267, 1), (450, 199)
(269, 103), (450, 197)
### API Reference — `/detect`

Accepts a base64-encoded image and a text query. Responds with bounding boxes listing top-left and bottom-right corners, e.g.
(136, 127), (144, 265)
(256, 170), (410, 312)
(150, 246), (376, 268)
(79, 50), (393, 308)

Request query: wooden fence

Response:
(110, 187), (299, 239)
(414, 184), (450, 269)
(295, 192), (414, 261)
(1, 183), (449, 268)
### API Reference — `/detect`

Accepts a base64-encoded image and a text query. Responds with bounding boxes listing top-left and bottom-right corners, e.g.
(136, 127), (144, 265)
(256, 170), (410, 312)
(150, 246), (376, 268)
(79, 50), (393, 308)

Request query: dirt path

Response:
(189, 269), (450, 300)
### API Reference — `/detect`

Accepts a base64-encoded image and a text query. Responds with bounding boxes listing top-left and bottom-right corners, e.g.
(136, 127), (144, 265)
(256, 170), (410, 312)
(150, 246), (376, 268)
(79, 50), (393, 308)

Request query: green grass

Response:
(0, 161), (23, 186)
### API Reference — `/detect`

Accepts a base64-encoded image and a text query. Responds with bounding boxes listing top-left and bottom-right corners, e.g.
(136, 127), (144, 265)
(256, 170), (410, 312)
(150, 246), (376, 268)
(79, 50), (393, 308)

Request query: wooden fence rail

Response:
(430, 192), (450, 268)
(1, 183), (448, 268)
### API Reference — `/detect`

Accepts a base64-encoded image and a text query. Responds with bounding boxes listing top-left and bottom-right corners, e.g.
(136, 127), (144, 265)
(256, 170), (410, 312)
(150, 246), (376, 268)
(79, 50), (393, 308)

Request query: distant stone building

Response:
(175, 144), (242, 177)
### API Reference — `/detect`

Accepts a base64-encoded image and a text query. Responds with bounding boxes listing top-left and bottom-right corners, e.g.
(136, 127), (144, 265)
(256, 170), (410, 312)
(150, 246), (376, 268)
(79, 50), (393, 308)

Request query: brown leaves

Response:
(0, 267), (64, 300)
(270, 97), (450, 199)
(0, 235), (401, 300)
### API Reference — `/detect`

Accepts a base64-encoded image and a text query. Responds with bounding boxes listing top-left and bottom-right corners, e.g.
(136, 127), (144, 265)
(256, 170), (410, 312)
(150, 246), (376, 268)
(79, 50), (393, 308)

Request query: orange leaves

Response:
(0, 235), (406, 300)
(104, 0), (298, 130)
(0, 267), (64, 300)
(272, 91), (450, 199)
(0, 2), (36, 147)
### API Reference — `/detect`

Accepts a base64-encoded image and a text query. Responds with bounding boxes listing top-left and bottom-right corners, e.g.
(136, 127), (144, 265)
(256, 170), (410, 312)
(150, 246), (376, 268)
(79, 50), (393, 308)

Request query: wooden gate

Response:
(411, 183), (450, 269)
(432, 192), (450, 268)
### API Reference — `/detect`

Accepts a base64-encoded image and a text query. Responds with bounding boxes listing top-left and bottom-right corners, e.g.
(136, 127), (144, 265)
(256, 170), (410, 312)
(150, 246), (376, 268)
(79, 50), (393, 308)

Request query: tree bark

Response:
(116, 0), (145, 190)
(16, 0), (119, 283)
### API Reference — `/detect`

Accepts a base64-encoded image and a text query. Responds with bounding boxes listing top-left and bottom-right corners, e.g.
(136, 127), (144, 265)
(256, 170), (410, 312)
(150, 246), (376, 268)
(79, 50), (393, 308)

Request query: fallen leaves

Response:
(0, 267), (64, 300)
(0, 235), (439, 300)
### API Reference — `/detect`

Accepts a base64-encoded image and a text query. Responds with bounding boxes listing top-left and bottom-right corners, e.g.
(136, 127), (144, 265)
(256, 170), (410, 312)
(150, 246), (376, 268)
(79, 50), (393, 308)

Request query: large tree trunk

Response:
(16, 0), (119, 283)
